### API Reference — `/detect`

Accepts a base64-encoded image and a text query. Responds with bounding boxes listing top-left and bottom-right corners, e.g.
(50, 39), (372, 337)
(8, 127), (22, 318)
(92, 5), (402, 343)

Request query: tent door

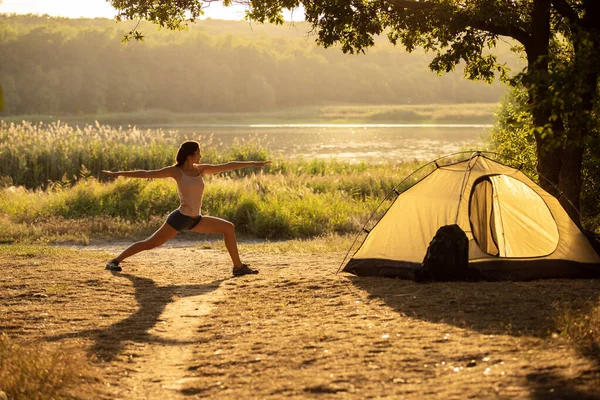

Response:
(469, 177), (500, 256)
(469, 174), (560, 258)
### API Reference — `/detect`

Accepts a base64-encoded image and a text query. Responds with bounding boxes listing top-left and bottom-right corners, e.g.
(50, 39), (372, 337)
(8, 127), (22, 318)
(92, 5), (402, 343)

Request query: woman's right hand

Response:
(254, 161), (272, 168)
(102, 170), (119, 178)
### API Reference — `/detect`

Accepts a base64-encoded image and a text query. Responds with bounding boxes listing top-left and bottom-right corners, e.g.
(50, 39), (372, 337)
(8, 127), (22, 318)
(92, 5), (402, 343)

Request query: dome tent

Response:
(341, 152), (600, 281)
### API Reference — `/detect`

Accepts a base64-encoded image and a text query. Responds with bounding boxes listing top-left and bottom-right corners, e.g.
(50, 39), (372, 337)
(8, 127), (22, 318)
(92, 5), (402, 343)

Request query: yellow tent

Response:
(343, 153), (600, 280)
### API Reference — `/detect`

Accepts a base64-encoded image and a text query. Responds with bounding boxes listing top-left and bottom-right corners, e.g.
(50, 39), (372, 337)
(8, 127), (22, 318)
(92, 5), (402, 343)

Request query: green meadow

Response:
(0, 120), (432, 244)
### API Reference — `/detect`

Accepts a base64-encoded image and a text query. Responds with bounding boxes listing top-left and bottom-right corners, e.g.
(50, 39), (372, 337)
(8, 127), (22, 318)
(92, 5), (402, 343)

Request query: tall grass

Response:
(0, 121), (180, 188)
(0, 121), (427, 241)
(0, 121), (279, 188)
(0, 333), (92, 400)
(0, 165), (412, 241)
(0, 121), (390, 188)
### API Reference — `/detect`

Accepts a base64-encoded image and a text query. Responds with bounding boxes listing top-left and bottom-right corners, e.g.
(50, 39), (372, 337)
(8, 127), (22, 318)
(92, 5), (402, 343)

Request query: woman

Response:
(102, 140), (270, 276)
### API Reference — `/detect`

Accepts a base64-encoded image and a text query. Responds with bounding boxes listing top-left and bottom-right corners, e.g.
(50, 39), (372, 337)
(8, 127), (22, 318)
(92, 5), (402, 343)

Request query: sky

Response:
(0, 0), (296, 20)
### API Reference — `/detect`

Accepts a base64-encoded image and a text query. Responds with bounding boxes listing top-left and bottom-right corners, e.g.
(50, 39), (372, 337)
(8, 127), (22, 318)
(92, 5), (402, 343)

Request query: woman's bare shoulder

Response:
(161, 165), (181, 178)
(193, 163), (211, 174)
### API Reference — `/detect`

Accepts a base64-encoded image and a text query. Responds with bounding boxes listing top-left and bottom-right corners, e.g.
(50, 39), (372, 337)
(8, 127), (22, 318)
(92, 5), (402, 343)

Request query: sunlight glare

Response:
(0, 0), (117, 18)
(0, 0), (303, 20)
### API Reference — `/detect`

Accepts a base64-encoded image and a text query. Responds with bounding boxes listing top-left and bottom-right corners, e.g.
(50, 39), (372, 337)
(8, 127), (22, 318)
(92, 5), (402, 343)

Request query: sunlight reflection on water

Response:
(150, 124), (491, 163)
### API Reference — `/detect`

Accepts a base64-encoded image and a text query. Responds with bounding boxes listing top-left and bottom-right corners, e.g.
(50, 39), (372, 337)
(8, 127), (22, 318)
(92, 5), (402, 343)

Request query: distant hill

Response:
(0, 15), (523, 115)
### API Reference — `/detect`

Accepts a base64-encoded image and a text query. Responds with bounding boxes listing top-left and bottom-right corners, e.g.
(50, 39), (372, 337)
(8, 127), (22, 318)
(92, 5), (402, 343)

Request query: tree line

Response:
(0, 15), (515, 116)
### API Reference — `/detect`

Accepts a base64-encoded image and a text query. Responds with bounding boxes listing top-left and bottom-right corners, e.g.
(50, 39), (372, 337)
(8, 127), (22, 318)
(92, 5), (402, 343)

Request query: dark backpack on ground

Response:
(413, 224), (471, 282)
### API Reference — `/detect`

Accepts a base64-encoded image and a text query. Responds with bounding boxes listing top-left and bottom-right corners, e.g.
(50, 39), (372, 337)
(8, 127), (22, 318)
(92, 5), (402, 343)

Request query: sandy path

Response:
(130, 282), (225, 398)
(74, 241), (232, 399)
(2, 240), (600, 399)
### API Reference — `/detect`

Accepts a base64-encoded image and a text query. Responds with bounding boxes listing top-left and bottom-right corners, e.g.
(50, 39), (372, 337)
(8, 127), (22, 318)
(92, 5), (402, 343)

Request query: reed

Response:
(0, 123), (418, 241)
(0, 121), (410, 188)
(0, 162), (414, 242)
(0, 121), (429, 241)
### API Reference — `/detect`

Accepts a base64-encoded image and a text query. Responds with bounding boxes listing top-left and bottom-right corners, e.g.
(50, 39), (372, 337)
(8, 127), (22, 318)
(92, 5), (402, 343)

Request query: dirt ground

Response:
(1, 239), (600, 399)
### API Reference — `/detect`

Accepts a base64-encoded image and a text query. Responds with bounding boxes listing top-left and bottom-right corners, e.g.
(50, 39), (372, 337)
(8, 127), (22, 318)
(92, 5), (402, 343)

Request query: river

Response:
(140, 123), (492, 163)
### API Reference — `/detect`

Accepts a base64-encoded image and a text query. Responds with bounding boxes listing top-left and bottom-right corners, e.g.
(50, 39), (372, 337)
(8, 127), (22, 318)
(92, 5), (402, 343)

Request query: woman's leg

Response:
(190, 216), (242, 268)
(112, 221), (179, 263)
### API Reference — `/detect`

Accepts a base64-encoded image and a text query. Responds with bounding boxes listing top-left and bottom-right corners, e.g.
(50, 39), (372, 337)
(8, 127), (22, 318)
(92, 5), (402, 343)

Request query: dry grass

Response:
(555, 300), (600, 357)
(0, 333), (97, 400)
(196, 234), (355, 254)
(0, 246), (106, 399)
(0, 214), (165, 245)
(1, 241), (600, 399)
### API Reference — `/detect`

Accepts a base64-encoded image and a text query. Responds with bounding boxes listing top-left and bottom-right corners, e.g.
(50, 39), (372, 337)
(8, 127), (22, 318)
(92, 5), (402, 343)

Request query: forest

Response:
(0, 14), (518, 116)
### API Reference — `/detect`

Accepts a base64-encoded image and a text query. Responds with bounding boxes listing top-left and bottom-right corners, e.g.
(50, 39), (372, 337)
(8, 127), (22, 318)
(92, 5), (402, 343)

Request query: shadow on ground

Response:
(47, 273), (227, 361)
(526, 370), (600, 400)
(347, 276), (600, 339)
(348, 275), (600, 398)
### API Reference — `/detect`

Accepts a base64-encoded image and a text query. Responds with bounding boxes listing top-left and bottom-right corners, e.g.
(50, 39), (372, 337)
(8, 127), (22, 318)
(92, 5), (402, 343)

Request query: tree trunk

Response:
(525, 0), (564, 197)
(558, 142), (583, 224)
(557, 3), (600, 225)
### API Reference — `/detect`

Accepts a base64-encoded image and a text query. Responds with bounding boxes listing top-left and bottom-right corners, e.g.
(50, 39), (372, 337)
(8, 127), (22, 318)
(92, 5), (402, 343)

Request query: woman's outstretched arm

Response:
(197, 161), (271, 176)
(102, 165), (179, 179)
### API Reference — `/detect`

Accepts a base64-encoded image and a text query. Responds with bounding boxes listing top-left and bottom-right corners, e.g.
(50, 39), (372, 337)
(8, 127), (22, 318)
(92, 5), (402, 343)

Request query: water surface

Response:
(144, 124), (491, 163)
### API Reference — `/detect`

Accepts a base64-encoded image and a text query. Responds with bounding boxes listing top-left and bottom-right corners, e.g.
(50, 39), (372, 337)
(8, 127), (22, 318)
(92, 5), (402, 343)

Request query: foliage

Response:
(111, 0), (203, 31)
(489, 87), (537, 177)
(491, 86), (600, 230)
(0, 15), (512, 116)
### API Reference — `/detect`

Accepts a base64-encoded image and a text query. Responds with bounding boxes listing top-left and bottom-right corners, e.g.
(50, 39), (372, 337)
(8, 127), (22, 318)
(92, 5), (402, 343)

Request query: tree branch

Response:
(552, 1), (600, 34)
(467, 18), (530, 47)
(551, 0), (582, 25)
(383, 0), (436, 10)
(384, 0), (530, 46)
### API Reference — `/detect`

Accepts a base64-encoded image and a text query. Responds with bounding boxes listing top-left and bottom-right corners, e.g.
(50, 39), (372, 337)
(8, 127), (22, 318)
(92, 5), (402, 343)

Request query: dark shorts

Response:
(166, 210), (203, 231)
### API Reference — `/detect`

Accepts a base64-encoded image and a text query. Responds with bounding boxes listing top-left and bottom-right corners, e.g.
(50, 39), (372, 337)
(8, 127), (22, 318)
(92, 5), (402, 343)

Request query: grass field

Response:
(1, 119), (435, 243)
(0, 161), (418, 244)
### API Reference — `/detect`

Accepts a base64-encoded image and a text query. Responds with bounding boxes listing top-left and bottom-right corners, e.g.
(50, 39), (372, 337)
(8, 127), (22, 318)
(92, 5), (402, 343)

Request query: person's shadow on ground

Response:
(47, 273), (228, 361)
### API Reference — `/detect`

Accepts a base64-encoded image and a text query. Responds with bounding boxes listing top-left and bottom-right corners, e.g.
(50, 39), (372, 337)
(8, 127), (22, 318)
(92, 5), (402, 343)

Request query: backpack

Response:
(413, 224), (471, 282)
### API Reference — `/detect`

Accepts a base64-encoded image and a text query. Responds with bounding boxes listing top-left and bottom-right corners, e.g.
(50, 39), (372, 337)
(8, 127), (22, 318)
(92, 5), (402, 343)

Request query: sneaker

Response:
(232, 264), (258, 276)
(105, 260), (122, 272)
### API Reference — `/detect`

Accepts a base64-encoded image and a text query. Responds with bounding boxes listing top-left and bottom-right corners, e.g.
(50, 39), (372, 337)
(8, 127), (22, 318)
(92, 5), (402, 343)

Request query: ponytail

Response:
(175, 141), (200, 167)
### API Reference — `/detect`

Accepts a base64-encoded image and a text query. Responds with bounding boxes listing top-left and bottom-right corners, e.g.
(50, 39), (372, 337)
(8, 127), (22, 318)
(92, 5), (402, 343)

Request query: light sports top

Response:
(176, 167), (205, 217)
